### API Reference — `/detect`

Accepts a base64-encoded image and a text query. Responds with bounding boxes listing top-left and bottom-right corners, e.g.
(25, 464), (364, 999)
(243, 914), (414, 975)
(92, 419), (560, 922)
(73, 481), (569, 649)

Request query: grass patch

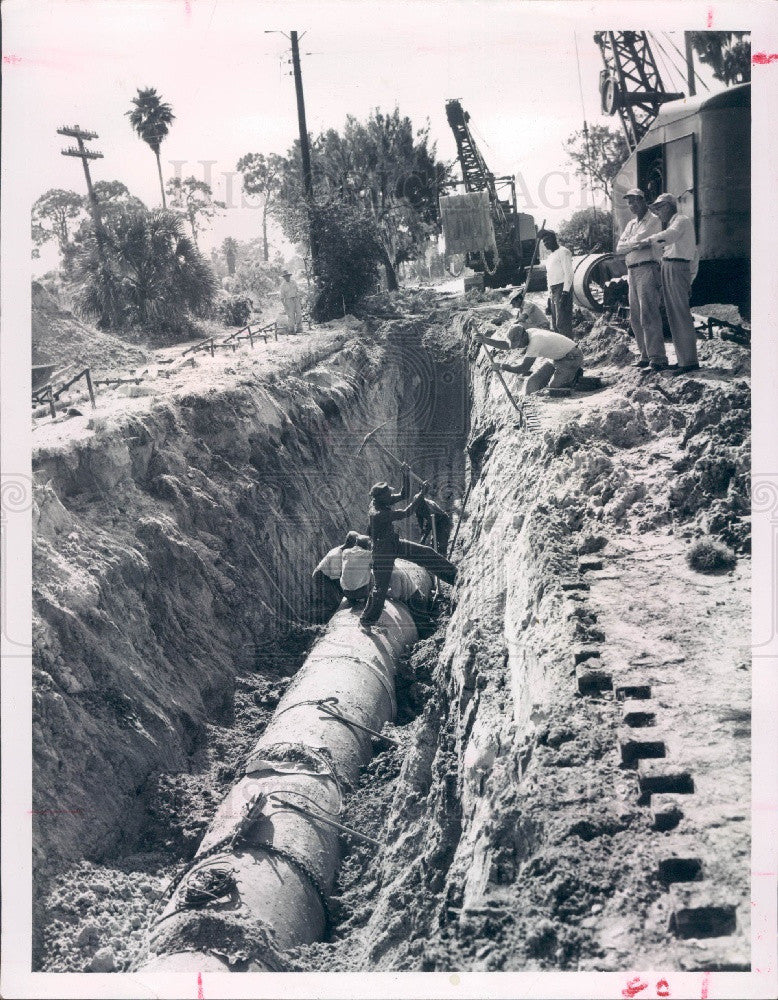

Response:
(686, 536), (737, 573)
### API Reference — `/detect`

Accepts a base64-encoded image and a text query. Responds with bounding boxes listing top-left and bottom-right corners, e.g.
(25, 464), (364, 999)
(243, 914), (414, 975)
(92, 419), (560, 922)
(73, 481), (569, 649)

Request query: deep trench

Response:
(32, 315), (470, 971)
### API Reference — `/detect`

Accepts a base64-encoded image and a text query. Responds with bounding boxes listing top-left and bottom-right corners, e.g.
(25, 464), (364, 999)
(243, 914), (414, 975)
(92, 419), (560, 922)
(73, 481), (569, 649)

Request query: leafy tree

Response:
(92, 180), (146, 223)
(166, 176), (225, 248)
(689, 31), (750, 86)
(235, 152), (284, 261)
(31, 189), (83, 261)
(564, 124), (630, 201)
(126, 87), (176, 208)
(73, 208), (215, 333)
(221, 236), (238, 276)
(557, 207), (614, 254)
(267, 107), (449, 296)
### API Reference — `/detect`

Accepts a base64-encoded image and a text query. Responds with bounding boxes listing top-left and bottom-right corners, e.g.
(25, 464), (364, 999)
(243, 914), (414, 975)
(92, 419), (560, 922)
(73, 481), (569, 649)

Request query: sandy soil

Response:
(32, 284), (751, 973)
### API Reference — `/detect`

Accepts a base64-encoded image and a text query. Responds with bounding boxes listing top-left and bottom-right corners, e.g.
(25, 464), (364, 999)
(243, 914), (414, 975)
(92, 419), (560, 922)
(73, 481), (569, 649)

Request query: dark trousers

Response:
(360, 541), (457, 625)
(549, 283), (573, 338)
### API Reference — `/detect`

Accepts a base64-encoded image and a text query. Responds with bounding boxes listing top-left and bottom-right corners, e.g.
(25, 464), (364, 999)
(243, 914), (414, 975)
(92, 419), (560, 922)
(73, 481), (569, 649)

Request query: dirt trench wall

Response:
(31, 321), (466, 875)
(313, 307), (750, 973)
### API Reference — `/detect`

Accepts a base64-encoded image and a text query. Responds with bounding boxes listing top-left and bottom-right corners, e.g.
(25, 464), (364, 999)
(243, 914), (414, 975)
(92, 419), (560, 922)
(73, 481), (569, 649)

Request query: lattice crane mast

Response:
(594, 31), (684, 152)
(444, 99), (507, 226)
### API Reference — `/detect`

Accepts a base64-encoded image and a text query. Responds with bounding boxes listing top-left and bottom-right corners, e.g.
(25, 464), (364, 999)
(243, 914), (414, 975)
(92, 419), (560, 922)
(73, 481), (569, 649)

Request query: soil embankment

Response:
(33, 288), (750, 973)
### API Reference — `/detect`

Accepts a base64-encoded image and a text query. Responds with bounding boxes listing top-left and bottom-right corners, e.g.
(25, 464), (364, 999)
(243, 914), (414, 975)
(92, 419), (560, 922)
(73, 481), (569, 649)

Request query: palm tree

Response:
(126, 87), (176, 208)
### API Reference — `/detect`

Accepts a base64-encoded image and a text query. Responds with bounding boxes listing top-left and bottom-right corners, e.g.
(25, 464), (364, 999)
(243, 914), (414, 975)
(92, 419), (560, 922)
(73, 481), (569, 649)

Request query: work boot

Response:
(649, 361), (670, 371)
(672, 363), (701, 375)
(632, 358), (650, 368)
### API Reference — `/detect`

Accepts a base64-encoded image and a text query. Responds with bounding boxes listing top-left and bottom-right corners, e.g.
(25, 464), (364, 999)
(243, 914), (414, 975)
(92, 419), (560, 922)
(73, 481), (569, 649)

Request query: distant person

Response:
(359, 465), (456, 630)
(510, 287), (551, 330)
(616, 187), (666, 370)
(279, 270), (303, 333)
(476, 324), (584, 394)
(643, 193), (700, 374)
(540, 231), (574, 338)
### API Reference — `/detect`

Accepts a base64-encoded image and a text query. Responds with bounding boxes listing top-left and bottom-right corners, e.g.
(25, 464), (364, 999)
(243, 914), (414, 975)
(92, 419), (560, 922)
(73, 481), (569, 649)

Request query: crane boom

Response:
(594, 31), (684, 151)
(445, 100), (507, 225)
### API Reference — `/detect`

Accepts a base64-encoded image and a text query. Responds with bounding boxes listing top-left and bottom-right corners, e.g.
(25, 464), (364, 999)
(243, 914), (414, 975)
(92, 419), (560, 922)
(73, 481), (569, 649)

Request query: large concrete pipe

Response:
(138, 566), (432, 973)
(572, 252), (628, 312)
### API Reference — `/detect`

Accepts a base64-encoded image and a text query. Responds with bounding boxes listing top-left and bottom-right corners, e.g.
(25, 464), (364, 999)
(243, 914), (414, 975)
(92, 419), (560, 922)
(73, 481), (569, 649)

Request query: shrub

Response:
(686, 536), (737, 573)
(72, 208), (216, 334)
(216, 293), (252, 327)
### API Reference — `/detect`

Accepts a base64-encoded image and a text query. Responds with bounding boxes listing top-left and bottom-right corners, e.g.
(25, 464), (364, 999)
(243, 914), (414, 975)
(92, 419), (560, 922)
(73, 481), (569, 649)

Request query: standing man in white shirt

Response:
(616, 187), (666, 370)
(278, 270), (303, 333)
(636, 193), (700, 373)
(541, 231), (574, 338)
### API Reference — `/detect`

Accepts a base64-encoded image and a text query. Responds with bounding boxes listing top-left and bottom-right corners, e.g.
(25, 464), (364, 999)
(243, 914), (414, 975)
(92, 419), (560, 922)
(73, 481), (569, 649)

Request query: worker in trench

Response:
(359, 464), (457, 632)
(475, 323), (585, 394)
(510, 286), (551, 330)
(312, 531), (428, 617)
(415, 493), (452, 556)
(540, 230), (574, 338)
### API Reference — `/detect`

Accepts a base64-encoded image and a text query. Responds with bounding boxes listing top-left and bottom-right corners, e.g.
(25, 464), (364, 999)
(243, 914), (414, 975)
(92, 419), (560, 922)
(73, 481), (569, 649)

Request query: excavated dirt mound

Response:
(32, 281), (151, 372)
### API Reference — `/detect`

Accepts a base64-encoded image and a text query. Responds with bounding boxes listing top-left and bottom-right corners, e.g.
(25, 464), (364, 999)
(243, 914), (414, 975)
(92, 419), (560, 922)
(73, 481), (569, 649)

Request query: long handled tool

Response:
(356, 426), (443, 506)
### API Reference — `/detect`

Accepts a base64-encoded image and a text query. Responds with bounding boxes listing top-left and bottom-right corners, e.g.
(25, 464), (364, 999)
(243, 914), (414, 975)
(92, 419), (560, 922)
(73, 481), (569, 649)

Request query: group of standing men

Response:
(617, 188), (700, 373)
(525, 191), (700, 377)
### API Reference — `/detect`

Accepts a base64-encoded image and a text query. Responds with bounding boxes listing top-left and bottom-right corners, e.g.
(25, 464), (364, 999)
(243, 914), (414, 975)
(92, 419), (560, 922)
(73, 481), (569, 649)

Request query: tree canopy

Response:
(564, 124), (630, 202)
(252, 106), (450, 312)
(166, 176), (225, 248)
(127, 87), (175, 207)
(31, 189), (83, 260)
(689, 31), (751, 86)
(557, 207), (614, 254)
(236, 152), (285, 261)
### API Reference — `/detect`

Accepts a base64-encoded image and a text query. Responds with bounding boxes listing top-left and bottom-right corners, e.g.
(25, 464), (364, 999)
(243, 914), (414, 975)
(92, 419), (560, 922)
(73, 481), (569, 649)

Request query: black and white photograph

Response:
(1, 2), (776, 997)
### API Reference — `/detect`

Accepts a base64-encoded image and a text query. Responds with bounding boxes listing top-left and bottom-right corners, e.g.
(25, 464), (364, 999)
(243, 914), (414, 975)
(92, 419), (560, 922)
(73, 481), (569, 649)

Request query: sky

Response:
(4, 0), (730, 273)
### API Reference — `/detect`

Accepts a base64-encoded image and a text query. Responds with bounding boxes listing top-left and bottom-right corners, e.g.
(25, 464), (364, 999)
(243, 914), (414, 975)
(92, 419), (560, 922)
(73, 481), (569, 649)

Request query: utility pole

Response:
(58, 125), (108, 256)
(290, 31), (313, 201)
(684, 33), (697, 96)
(289, 30), (318, 279)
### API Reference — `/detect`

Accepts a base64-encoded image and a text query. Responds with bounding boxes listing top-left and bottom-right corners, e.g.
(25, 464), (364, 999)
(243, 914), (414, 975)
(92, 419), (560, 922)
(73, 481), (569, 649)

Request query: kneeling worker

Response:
(476, 324), (584, 394)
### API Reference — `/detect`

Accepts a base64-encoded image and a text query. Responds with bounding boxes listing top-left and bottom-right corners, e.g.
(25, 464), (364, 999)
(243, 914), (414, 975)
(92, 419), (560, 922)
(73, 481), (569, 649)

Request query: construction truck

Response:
(441, 99), (539, 289)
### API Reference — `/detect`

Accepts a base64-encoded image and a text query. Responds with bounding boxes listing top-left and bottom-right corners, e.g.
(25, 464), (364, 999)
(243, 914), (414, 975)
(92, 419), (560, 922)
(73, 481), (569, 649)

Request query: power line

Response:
(573, 29), (599, 225)
(663, 32), (710, 92)
(649, 32), (688, 94)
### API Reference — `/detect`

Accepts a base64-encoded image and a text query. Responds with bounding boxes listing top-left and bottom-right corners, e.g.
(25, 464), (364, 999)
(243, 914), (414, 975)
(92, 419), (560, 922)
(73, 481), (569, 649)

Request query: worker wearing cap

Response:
(616, 187), (666, 370)
(476, 324), (584, 394)
(511, 288), (551, 330)
(540, 231), (574, 338)
(642, 193), (699, 373)
(279, 270), (303, 333)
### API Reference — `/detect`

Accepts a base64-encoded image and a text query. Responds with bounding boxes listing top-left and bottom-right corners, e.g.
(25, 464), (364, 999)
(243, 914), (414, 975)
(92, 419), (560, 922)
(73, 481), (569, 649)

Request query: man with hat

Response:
(616, 187), (666, 370)
(278, 269), (303, 333)
(359, 465), (456, 630)
(510, 284), (551, 330)
(642, 193), (700, 373)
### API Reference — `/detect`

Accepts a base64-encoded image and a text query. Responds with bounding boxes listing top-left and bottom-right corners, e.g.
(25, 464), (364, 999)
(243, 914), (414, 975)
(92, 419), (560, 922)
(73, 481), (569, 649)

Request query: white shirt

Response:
(649, 213), (696, 262)
(616, 211), (662, 266)
(340, 546), (372, 591)
(279, 278), (301, 304)
(518, 301), (550, 329)
(525, 328), (576, 360)
(544, 246), (574, 292)
(315, 546), (342, 581)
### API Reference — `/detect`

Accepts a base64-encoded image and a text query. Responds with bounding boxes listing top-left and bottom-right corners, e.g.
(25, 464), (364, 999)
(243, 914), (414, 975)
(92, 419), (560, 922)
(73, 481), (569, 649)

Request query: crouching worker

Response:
(360, 465), (456, 631)
(476, 324), (584, 395)
(312, 531), (372, 616)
